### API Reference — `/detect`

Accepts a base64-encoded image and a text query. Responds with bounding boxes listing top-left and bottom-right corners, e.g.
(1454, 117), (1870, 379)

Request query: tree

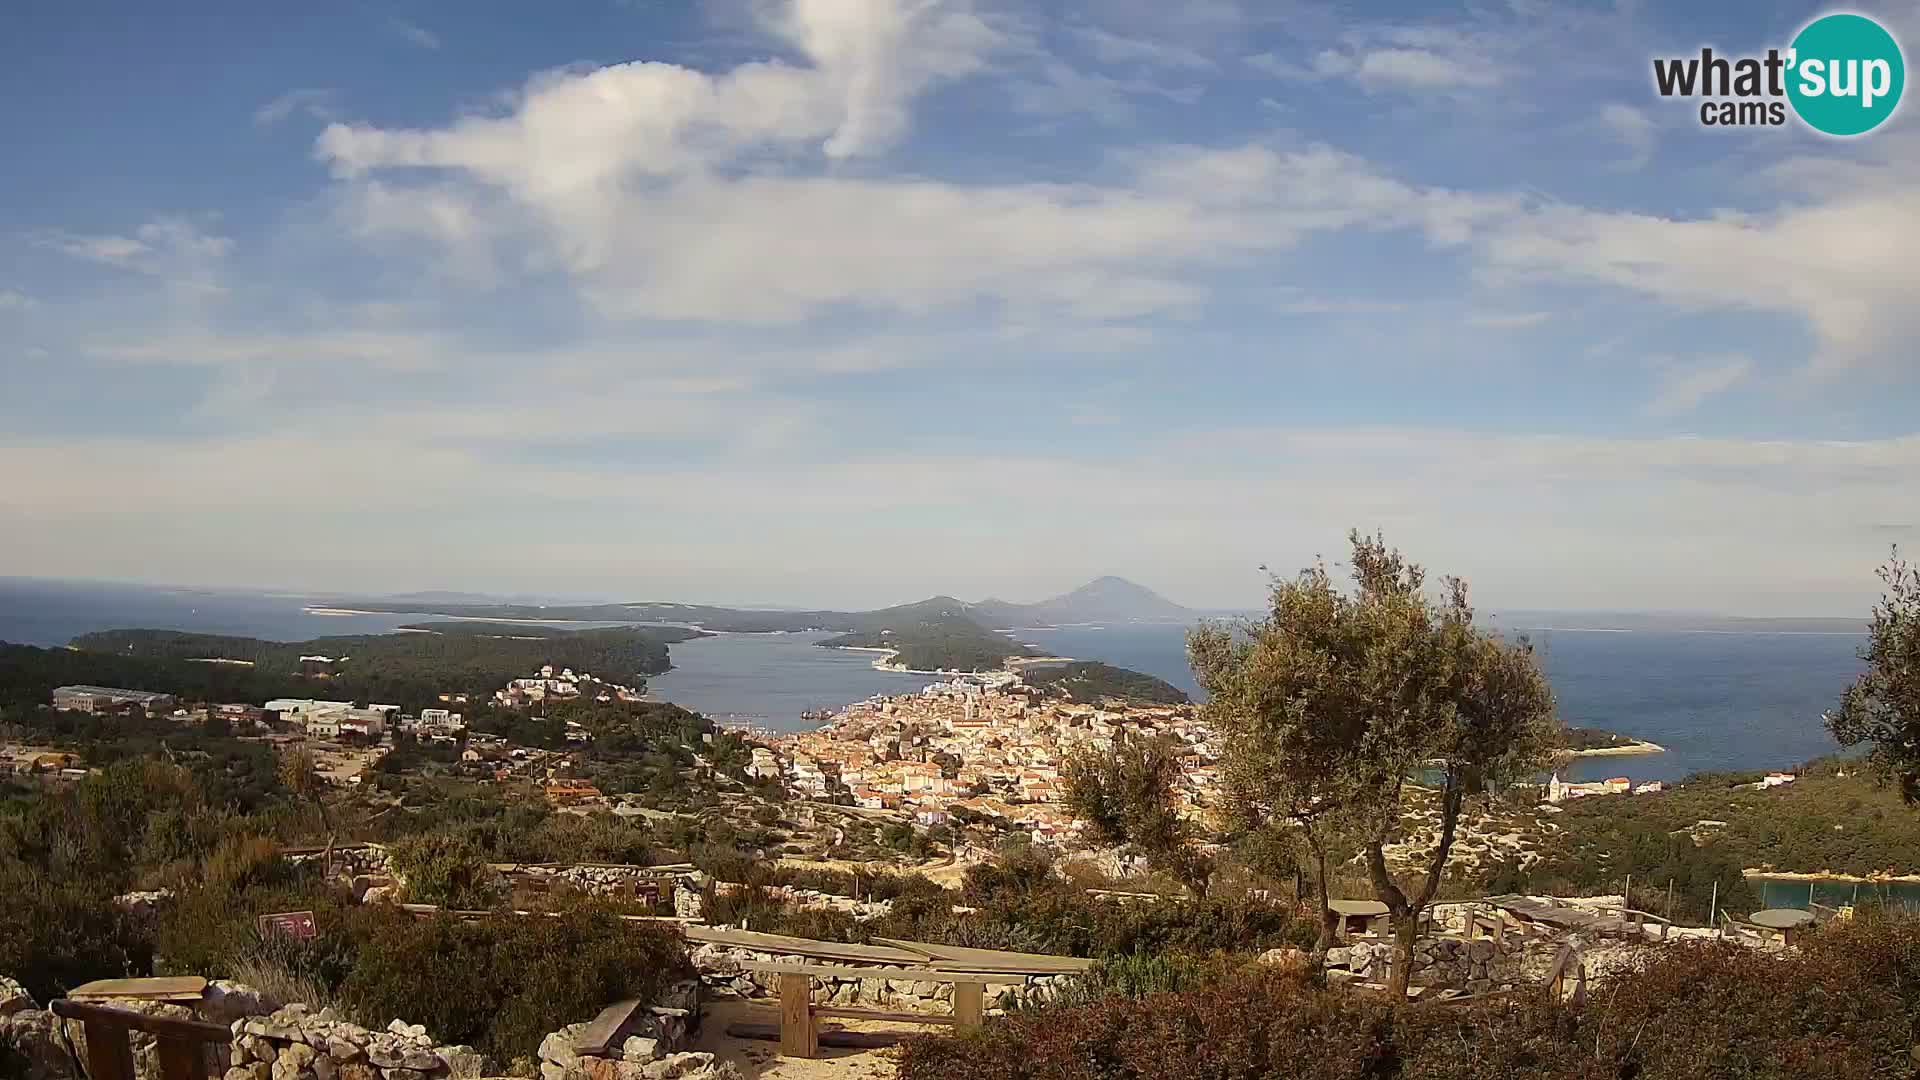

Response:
(1062, 729), (1212, 896)
(1190, 557), (1375, 956)
(1828, 548), (1920, 800)
(1199, 532), (1558, 996)
(278, 746), (337, 866)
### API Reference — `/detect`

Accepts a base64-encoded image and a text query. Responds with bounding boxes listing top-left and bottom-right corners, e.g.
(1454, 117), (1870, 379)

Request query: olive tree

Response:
(1828, 549), (1920, 800)
(1200, 532), (1558, 995)
(1190, 564), (1371, 955)
(1062, 729), (1212, 896)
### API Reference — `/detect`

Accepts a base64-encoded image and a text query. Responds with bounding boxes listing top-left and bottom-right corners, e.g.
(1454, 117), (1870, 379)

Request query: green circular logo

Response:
(1787, 13), (1905, 136)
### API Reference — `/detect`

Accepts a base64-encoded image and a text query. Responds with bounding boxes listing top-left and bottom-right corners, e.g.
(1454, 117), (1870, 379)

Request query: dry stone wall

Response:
(227, 1004), (495, 1080)
(690, 942), (1076, 1013)
(1327, 936), (1522, 992)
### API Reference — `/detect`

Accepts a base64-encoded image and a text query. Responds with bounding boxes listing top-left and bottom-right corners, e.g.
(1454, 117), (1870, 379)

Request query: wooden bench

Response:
(734, 961), (1026, 1058)
(50, 999), (231, 1080)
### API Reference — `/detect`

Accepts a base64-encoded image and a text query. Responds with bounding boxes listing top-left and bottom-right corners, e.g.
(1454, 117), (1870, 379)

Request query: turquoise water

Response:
(1751, 876), (1920, 913)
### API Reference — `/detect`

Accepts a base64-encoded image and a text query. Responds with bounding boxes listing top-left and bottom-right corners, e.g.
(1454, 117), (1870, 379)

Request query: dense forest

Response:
(1021, 661), (1190, 705)
(0, 623), (700, 713)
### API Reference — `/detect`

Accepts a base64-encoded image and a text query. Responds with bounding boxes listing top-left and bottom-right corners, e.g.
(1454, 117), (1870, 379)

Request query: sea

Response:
(0, 578), (1868, 783)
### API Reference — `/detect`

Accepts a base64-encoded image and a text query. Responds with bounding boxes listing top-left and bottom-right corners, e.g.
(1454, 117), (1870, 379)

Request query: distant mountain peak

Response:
(971, 576), (1193, 626)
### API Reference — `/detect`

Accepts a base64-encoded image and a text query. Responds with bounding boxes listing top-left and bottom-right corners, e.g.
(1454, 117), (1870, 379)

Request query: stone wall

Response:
(1327, 936), (1522, 993)
(288, 844), (394, 880)
(689, 942), (1077, 1014)
(533, 1006), (722, 1080)
(227, 1004), (494, 1080)
(0, 977), (284, 1080)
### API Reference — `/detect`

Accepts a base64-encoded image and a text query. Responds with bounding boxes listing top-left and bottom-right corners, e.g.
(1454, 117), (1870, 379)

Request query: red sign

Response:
(257, 911), (318, 941)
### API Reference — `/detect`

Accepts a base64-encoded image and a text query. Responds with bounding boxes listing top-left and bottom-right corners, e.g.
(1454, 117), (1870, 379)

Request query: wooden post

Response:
(82, 1019), (138, 1080)
(156, 1035), (210, 1080)
(953, 981), (985, 1031)
(1666, 879), (1674, 924)
(778, 974), (817, 1059)
(1708, 880), (1718, 931)
(1624, 874), (1631, 918)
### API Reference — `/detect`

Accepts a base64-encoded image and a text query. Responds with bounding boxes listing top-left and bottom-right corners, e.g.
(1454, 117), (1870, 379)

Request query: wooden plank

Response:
(736, 961), (1029, 985)
(874, 939), (1096, 975)
(778, 974), (817, 1059)
(685, 926), (927, 966)
(725, 1022), (909, 1051)
(952, 982), (984, 1032)
(81, 1019), (138, 1080)
(811, 1008), (957, 1025)
(69, 977), (208, 1002)
(572, 999), (644, 1056)
(156, 1035), (210, 1080)
(52, 1001), (232, 1043)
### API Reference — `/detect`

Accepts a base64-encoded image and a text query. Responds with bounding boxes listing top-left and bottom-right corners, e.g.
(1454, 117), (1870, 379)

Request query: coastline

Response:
(304, 606), (608, 625)
(1744, 868), (1920, 884)
(1568, 739), (1667, 757)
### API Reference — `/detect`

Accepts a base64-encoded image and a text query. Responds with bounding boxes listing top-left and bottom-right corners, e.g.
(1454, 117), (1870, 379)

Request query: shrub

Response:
(388, 833), (506, 909)
(0, 859), (152, 1000)
(899, 916), (1920, 1080)
(339, 905), (690, 1062)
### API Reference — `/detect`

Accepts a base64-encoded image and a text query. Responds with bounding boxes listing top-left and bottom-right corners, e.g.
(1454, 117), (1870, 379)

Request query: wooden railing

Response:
(49, 1000), (230, 1080)
(1602, 905), (1674, 941)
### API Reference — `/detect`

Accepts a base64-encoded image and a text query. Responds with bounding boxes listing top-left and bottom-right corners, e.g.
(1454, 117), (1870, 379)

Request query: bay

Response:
(0, 579), (1870, 780)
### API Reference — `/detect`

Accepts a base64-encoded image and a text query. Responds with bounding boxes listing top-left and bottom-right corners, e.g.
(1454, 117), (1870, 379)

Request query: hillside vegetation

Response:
(1023, 661), (1189, 705)
(818, 608), (1037, 672)
(899, 916), (1920, 1080)
(0, 624), (698, 712)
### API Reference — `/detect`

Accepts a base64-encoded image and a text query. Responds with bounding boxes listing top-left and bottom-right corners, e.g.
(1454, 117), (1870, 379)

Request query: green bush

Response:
(339, 906), (690, 1062)
(0, 860), (153, 1000)
(388, 833), (506, 909)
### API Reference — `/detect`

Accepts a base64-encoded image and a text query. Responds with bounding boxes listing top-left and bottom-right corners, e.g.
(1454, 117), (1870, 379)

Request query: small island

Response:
(1562, 725), (1666, 756)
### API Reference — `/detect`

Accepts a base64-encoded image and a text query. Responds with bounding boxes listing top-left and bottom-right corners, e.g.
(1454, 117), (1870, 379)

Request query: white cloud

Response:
(255, 88), (340, 128)
(1599, 103), (1655, 169)
(4, 424), (1913, 612)
(0, 290), (37, 311)
(1476, 168), (1920, 373)
(1279, 297), (1408, 315)
(1465, 311), (1550, 329)
(1642, 355), (1754, 417)
(1348, 47), (1499, 89)
(1073, 25), (1214, 70)
(389, 18), (440, 50)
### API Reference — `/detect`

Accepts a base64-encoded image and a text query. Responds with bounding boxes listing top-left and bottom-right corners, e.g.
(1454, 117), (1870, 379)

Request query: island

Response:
(1562, 726), (1667, 756)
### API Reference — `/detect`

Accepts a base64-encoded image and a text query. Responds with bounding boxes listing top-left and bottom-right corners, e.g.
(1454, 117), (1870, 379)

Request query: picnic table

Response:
(1329, 899), (1391, 939)
(1749, 907), (1816, 944)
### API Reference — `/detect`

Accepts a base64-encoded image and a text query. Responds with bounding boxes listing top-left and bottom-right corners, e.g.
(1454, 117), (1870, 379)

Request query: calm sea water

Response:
(642, 632), (927, 725)
(1015, 623), (1866, 783)
(1, 579), (1867, 780)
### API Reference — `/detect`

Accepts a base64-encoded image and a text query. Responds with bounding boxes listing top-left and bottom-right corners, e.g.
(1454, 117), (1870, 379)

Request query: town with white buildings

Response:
(764, 672), (1217, 843)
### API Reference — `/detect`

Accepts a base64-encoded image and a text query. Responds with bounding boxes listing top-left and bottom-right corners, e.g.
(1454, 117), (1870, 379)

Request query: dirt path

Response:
(693, 998), (935, 1080)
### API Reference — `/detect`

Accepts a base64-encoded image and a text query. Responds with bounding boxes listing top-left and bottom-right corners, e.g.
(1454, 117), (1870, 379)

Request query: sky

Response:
(2, 0), (1918, 616)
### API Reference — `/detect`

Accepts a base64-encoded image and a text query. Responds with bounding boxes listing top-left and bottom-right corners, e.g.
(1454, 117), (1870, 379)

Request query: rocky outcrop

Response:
(225, 1004), (496, 1080)
(535, 998), (730, 1080)
(0, 981), (78, 1080)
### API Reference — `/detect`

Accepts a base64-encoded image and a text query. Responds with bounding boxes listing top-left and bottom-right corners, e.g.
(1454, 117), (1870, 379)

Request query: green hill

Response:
(1021, 661), (1189, 705)
(0, 623), (701, 713)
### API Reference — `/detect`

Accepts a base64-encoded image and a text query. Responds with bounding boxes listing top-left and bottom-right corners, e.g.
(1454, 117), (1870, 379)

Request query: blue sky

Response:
(3, 0), (1917, 614)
